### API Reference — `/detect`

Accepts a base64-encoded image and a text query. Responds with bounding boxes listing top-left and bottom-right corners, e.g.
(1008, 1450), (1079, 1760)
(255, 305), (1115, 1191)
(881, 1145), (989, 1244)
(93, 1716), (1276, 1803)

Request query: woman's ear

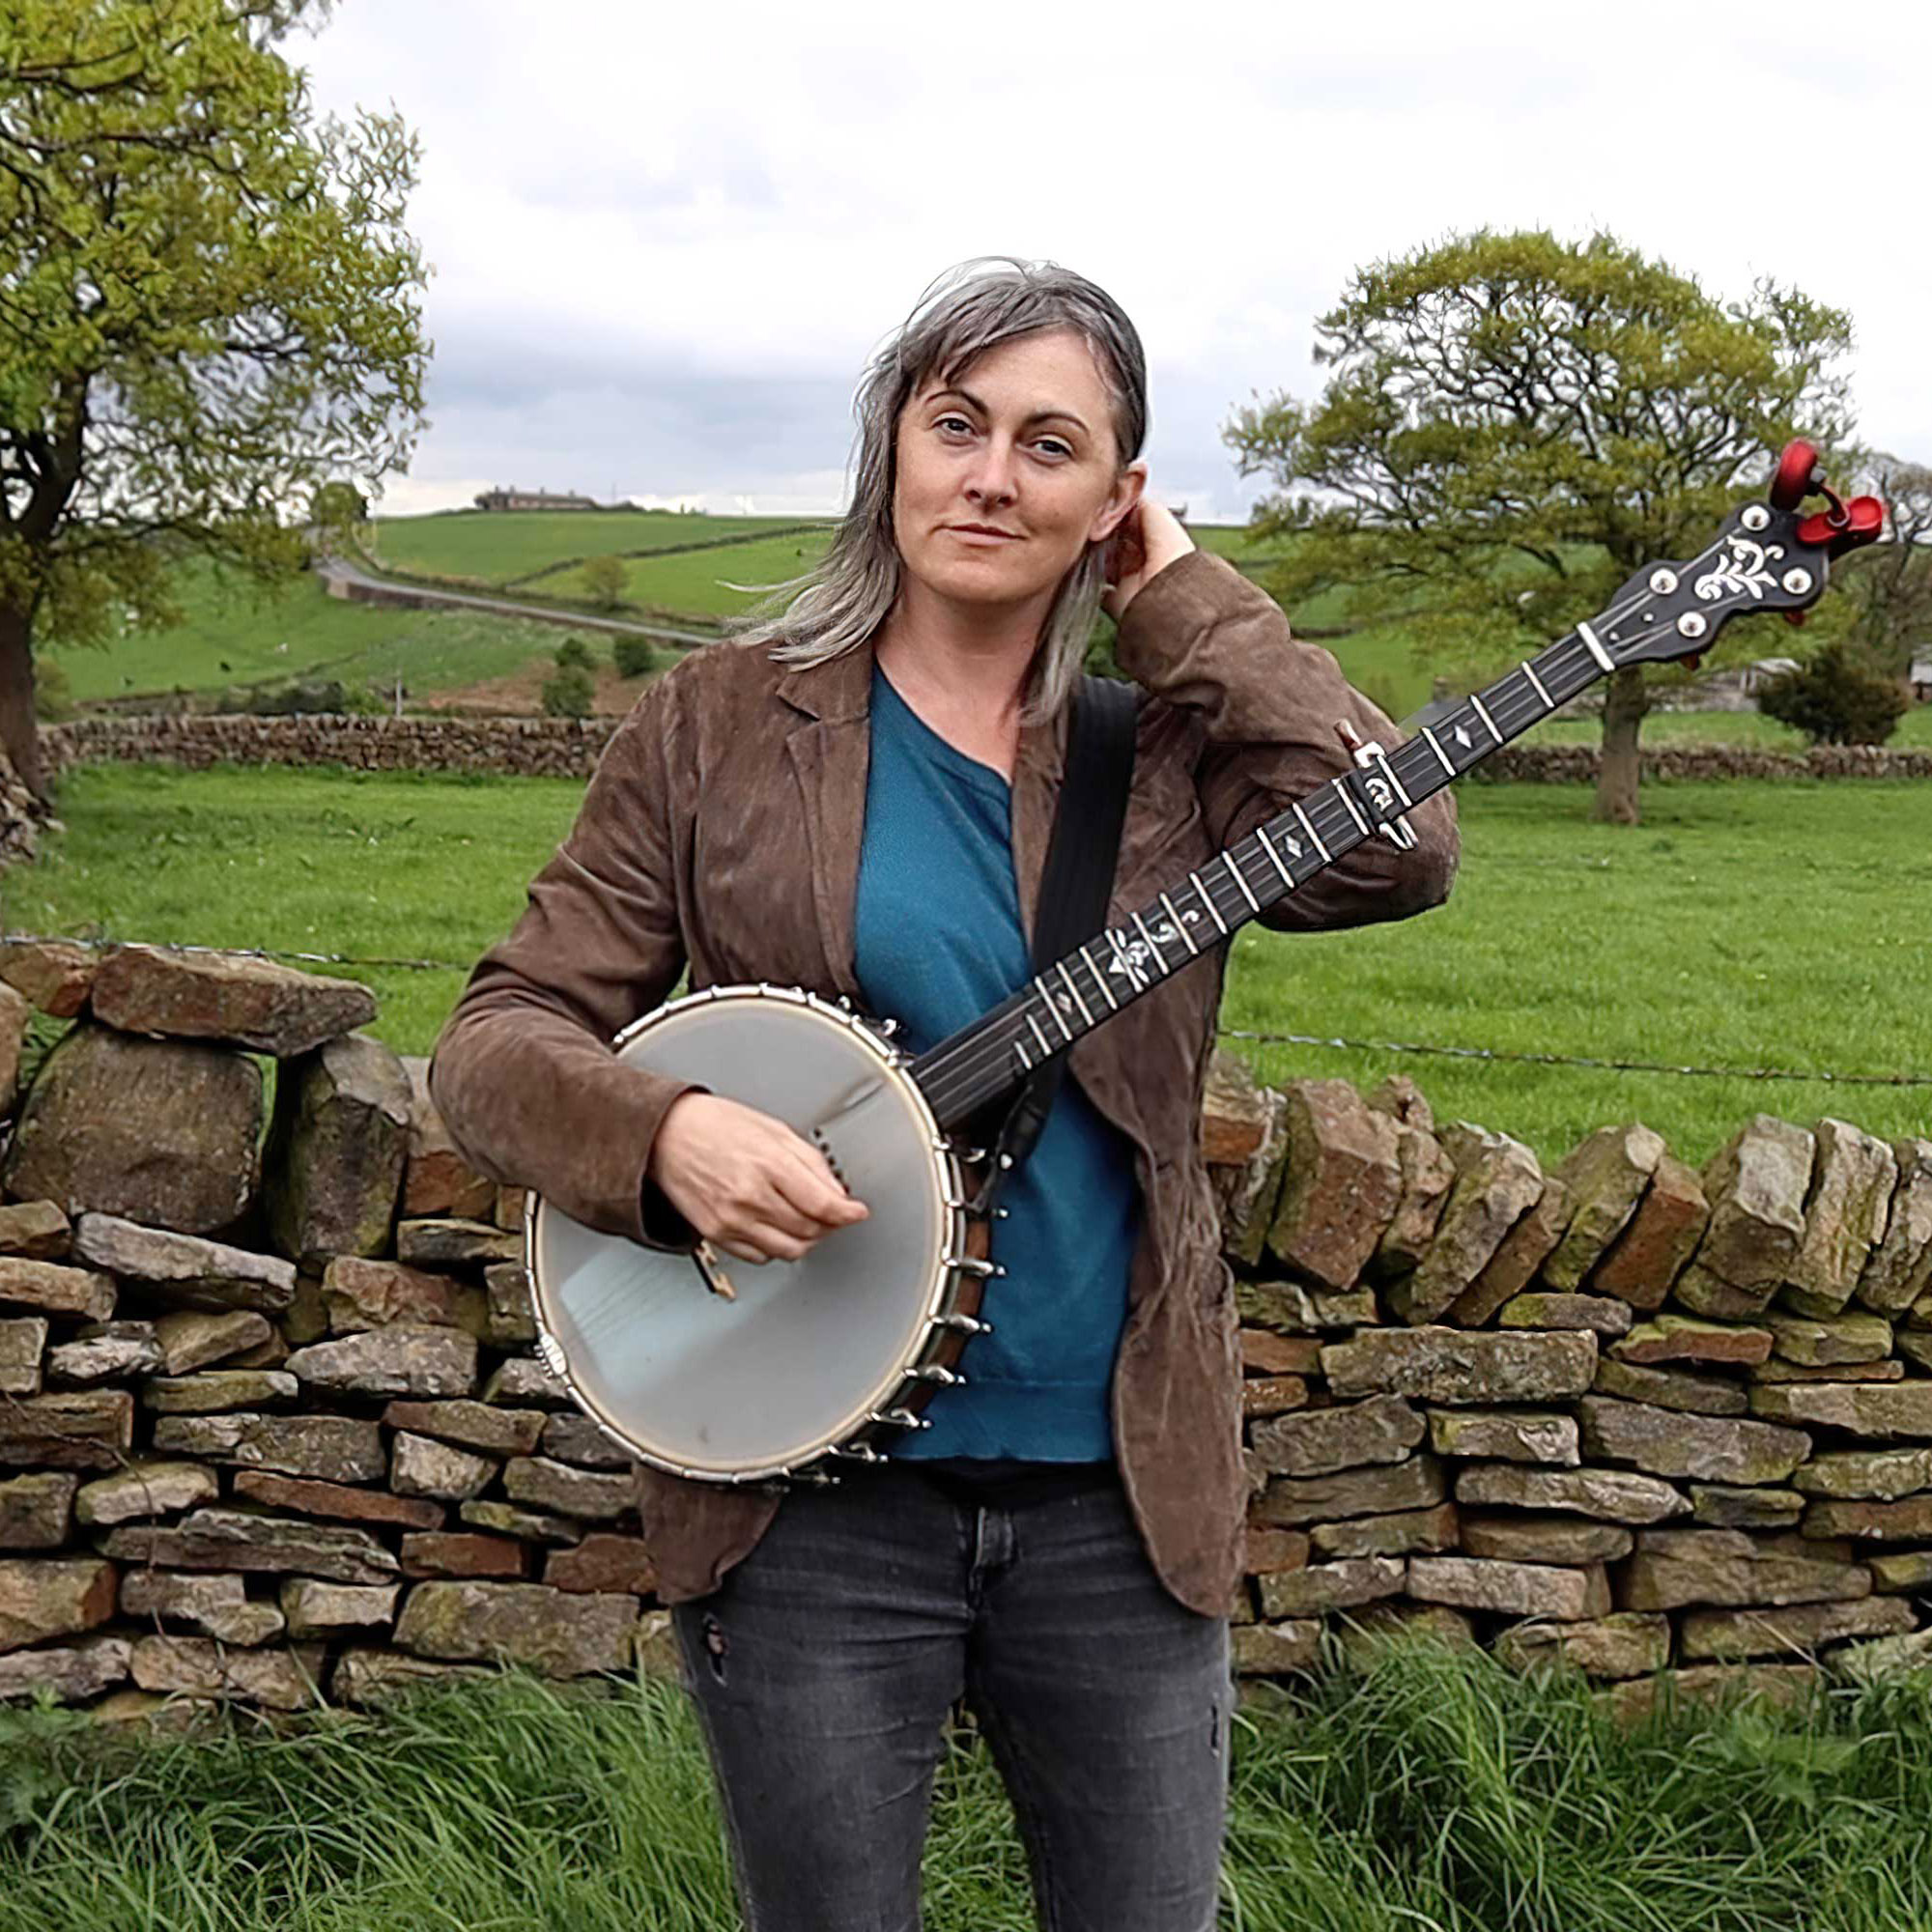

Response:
(1090, 460), (1148, 545)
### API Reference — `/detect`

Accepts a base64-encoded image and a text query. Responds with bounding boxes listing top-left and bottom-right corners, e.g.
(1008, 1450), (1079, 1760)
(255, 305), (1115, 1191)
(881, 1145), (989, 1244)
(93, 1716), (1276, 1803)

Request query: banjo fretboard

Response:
(907, 615), (1620, 1132)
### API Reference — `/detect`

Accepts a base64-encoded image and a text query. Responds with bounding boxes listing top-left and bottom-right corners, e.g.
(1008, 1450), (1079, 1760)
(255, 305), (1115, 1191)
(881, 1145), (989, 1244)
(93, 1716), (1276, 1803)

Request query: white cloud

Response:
(301, 0), (1932, 522)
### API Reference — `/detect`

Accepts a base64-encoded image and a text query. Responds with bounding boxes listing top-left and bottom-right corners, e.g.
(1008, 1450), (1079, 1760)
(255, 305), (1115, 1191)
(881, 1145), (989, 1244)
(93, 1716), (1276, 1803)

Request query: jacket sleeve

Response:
(427, 670), (701, 1245)
(1113, 548), (1459, 932)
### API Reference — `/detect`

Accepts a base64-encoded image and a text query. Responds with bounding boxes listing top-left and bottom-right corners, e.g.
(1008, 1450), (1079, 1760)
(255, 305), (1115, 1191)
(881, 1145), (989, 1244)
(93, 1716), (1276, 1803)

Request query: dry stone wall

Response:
(39, 715), (1932, 786)
(3, 940), (1932, 1722)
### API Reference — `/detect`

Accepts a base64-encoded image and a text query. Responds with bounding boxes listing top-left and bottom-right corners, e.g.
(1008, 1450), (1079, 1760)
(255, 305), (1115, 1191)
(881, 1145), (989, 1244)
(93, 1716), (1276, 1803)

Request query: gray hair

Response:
(729, 256), (1149, 722)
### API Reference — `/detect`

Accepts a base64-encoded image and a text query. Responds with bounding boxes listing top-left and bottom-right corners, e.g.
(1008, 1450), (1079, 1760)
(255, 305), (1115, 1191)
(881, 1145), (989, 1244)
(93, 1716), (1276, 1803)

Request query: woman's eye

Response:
(936, 415), (973, 437)
(1035, 439), (1072, 460)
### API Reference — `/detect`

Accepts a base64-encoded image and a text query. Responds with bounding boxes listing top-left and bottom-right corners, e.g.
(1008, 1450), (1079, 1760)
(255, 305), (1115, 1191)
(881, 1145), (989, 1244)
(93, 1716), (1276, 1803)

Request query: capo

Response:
(1334, 721), (1418, 852)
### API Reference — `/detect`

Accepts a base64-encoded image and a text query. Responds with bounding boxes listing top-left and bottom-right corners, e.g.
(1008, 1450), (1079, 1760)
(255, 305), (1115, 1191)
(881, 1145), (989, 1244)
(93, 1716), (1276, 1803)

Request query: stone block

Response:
(1610, 1314), (1772, 1367)
(74, 1462), (218, 1527)
(391, 1432), (497, 1501)
(1425, 1408), (1578, 1464)
(1497, 1293), (1633, 1337)
(395, 1579), (638, 1676)
(0, 1635), (131, 1704)
(1749, 1382), (1932, 1440)
(0, 938), (96, 1018)
(1461, 1515), (1634, 1565)
(383, 1398), (548, 1458)
(1264, 1080), (1401, 1291)
(1857, 1138), (1932, 1315)
(1543, 1123), (1665, 1291)
(330, 1648), (492, 1705)
(403, 1531), (528, 1579)
(1690, 1486), (1805, 1530)
(460, 1499), (583, 1546)
(323, 1256), (482, 1333)
(1605, 1662), (1818, 1724)
(1386, 1124), (1542, 1323)
(1231, 1620), (1321, 1675)
(1239, 1330), (1322, 1377)
(1454, 1463), (1690, 1524)
(1680, 1597), (1916, 1662)
(1764, 1310), (1893, 1366)
(1577, 1396), (1810, 1486)
(2, 1027), (263, 1235)
(71, 1213), (295, 1315)
(120, 1570), (286, 1644)
(503, 1455), (636, 1520)
(0, 1317), (45, 1396)
(1619, 1527), (1871, 1611)
(0, 1256), (115, 1321)
(484, 1262), (537, 1346)
(1321, 1326), (1597, 1406)
(1249, 1394), (1424, 1478)
(279, 1578), (400, 1638)
(1587, 1153), (1708, 1311)
(286, 1324), (477, 1398)
(540, 1413), (632, 1470)
(90, 945), (375, 1054)
(1678, 1116), (1814, 1316)
(0, 1389), (133, 1469)
(1783, 1119), (1896, 1314)
(230, 1469), (444, 1530)
(1800, 1495), (1932, 1543)
(0, 1556), (117, 1652)
(99, 1508), (398, 1584)
(153, 1308), (271, 1376)
(399, 1055), (496, 1220)
(48, 1321), (163, 1385)
(150, 1412), (385, 1483)
(1251, 1455), (1444, 1528)
(1241, 1376), (1309, 1419)
(1449, 1177), (1574, 1327)
(397, 1218), (522, 1269)
(1306, 1501), (1459, 1558)
(1493, 1611), (1670, 1680)
(545, 1533), (659, 1595)
(142, 1370), (299, 1413)
(264, 1034), (411, 1264)
(1790, 1446), (1932, 1501)
(1257, 1557), (1406, 1616)
(0, 1202), (71, 1260)
(1590, 1356), (1747, 1415)
(1407, 1555), (1611, 1620)
(128, 1634), (324, 1710)
(0, 1471), (77, 1548)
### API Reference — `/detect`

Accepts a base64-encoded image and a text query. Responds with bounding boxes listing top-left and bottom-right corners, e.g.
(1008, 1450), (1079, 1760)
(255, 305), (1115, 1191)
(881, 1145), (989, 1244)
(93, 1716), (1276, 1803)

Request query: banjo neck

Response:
(907, 445), (1886, 1134)
(907, 626), (1596, 1132)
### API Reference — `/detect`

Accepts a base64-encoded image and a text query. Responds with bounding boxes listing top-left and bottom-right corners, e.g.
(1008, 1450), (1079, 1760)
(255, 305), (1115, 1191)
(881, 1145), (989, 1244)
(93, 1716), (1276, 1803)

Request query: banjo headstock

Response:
(1596, 441), (1885, 668)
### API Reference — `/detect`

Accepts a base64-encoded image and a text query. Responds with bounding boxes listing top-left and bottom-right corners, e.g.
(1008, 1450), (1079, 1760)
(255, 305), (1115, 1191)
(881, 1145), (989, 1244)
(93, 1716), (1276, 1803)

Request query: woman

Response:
(430, 257), (1458, 1931)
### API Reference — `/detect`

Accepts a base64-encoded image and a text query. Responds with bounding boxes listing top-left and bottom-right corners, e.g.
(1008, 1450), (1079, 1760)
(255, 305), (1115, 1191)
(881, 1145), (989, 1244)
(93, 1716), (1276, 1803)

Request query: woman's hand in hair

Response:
(1100, 497), (1196, 622)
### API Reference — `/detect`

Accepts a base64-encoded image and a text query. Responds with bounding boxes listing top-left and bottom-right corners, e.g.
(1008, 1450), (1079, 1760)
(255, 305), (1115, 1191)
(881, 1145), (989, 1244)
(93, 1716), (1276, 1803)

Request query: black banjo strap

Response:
(972, 672), (1139, 1212)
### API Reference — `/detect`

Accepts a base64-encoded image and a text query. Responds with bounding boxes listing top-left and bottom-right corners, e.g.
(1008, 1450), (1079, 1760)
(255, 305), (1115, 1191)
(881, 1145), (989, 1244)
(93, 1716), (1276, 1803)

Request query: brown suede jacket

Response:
(429, 548), (1459, 1616)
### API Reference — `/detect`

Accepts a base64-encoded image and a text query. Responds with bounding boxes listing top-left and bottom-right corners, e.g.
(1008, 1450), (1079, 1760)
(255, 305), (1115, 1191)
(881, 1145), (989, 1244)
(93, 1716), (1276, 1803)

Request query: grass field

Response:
(11, 763), (1928, 1166)
(365, 508), (822, 585)
(48, 558), (582, 708)
(67, 508), (1918, 735)
(6, 1638), (1932, 1931)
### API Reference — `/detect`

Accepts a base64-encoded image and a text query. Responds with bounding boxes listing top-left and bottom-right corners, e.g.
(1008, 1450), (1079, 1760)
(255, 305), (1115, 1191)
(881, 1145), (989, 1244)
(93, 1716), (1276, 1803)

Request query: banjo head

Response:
(526, 986), (962, 1481)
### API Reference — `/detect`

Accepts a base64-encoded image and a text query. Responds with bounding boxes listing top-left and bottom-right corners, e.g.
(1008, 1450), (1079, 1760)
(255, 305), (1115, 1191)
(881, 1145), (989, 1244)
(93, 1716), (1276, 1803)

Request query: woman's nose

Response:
(964, 437), (1018, 507)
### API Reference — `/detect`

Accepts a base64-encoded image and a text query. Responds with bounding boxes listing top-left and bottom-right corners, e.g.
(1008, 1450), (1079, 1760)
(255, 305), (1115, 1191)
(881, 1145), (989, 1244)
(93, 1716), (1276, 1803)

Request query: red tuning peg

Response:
(1770, 440), (1823, 512)
(1795, 494), (1885, 559)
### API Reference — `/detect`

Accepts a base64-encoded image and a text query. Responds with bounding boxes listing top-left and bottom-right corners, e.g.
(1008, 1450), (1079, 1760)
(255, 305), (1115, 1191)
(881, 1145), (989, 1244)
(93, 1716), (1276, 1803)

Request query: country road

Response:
(317, 555), (721, 648)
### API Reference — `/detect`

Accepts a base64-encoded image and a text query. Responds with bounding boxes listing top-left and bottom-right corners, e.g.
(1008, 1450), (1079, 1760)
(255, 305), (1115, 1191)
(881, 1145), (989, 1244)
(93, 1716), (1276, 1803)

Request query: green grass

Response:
(49, 558), (594, 707)
(6, 1635), (1932, 1929)
(10, 764), (1929, 1165)
(1521, 707), (1932, 750)
(367, 509), (829, 586)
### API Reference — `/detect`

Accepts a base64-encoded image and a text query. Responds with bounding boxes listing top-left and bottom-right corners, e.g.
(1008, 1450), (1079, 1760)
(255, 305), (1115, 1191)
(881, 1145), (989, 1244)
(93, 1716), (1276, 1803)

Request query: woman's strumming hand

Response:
(647, 1092), (868, 1265)
(1100, 496), (1196, 623)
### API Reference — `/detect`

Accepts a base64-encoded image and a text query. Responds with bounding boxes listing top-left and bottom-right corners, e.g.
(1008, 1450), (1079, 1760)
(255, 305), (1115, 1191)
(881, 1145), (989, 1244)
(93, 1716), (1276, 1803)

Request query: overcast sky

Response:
(301, 1), (1932, 526)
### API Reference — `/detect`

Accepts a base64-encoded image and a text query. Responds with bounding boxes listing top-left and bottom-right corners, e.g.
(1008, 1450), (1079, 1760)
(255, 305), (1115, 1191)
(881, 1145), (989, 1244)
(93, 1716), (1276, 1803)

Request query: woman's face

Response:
(891, 326), (1142, 617)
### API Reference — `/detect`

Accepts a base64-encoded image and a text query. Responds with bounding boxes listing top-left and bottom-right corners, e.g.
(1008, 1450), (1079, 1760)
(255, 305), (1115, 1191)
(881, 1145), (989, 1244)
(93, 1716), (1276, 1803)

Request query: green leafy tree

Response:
(1758, 640), (1906, 746)
(581, 554), (626, 611)
(1837, 454), (1932, 673)
(0, 0), (430, 797)
(309, 478), (370, 551)
(611, 635), (657, 679)
(541, 663), (594, 719)
(1224, 230), (1856, 823)
(554, 635), (595, 671)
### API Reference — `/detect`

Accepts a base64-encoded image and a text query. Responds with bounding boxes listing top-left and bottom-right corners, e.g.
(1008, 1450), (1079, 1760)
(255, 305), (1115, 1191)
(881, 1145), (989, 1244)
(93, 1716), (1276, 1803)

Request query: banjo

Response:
(526, 443), (1882, 1485)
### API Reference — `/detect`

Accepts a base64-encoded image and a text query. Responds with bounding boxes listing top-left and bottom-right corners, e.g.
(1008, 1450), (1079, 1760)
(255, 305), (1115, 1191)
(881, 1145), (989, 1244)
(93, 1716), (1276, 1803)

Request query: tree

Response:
(0, 0), (430, 797)
(1837, 454), (1932, 673)
(541, 663), (594, 719)
(1224, 231), (1856, 824)
(554, 635), (595, 671)
(581, 554), (626, 611)
(309, 478), (370, 550)
(1758, 640), (1906, 746)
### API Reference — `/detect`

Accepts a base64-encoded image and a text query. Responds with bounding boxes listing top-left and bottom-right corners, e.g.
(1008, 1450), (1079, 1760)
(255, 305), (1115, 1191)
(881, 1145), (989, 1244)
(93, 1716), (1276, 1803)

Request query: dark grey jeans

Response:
(670, 1462), (1233, 1932)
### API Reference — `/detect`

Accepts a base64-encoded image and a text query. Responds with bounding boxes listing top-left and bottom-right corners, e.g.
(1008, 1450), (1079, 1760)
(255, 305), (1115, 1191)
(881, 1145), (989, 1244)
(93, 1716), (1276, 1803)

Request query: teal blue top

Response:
(854, 664), (1139, 1462)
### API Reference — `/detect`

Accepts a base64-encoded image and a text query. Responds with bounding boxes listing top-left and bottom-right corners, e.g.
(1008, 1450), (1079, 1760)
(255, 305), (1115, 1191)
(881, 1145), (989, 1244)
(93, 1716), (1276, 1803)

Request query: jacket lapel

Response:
(779, 647), (874, 1004)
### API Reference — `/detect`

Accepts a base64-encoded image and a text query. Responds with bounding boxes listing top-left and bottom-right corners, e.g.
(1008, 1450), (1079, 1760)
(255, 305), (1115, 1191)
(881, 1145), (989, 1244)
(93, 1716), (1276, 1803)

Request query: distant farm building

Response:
(473, 486), (606, 513)
(1911, 654), (1932, 703)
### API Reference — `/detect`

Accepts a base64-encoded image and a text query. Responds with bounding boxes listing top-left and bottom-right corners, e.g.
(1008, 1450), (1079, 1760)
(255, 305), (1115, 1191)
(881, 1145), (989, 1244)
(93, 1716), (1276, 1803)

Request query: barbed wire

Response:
(6, 929), (1928, 1089)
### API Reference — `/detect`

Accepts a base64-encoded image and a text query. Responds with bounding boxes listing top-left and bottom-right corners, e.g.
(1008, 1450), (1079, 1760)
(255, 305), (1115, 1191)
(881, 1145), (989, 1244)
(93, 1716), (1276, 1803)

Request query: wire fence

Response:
(8, 928), (1929, 1091)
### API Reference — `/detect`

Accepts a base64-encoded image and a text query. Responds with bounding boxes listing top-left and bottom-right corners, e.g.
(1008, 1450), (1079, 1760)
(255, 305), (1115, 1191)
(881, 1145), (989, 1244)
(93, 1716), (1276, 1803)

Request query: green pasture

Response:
(48, 558), (582, 707)
(366, 509), (818, 585)
(7, 1637), (1932, 1931)
(11, 763), (1928, 1166)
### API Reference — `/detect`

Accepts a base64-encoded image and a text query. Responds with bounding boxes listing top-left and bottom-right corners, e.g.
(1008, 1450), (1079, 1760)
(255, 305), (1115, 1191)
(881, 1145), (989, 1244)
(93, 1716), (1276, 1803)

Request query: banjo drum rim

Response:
(523, 983), (969, 1484)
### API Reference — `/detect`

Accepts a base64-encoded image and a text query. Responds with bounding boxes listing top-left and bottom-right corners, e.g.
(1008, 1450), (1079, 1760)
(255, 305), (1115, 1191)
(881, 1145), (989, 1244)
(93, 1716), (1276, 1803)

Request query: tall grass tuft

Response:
(8, 1630), (1932, 1929)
